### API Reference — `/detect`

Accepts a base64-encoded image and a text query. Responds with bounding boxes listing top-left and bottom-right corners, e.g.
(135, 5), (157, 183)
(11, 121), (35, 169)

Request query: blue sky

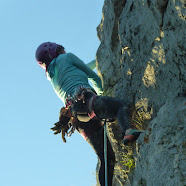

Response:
(0, 0), (104, 185)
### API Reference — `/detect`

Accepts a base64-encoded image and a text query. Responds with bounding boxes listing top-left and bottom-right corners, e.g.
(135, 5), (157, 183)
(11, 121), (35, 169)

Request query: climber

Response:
(52, 107), (115, 186)
(35, 41), (143, 145)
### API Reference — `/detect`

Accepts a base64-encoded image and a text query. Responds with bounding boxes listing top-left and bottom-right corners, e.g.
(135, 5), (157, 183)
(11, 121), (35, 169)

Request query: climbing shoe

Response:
(123, 129), (144, 145)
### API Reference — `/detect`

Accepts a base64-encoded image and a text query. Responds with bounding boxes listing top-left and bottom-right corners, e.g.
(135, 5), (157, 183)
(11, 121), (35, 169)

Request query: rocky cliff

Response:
(96, 0), (186, 185)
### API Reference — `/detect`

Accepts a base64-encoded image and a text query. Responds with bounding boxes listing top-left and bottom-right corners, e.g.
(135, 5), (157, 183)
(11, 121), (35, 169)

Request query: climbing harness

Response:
(66, 85), (98, 119)
(87, 94), (97, 119)
(104, 119), (108, 186)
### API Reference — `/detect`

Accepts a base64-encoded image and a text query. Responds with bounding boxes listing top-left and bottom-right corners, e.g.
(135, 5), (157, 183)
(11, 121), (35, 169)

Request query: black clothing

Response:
(75, 119), (115, 186)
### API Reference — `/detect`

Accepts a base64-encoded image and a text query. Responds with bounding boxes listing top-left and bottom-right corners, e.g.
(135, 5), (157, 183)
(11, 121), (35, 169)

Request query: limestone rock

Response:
(96, 0), (186, 185)
(127, 97), (186, 186)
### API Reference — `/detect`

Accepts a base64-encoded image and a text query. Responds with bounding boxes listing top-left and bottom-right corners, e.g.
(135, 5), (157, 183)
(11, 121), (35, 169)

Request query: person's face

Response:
(39, 62), (46, 70)
(59, 50), (66, 54)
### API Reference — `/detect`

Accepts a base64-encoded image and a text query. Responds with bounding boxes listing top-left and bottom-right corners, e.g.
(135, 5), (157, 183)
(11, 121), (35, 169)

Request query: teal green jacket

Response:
(46, 53), (103, 104)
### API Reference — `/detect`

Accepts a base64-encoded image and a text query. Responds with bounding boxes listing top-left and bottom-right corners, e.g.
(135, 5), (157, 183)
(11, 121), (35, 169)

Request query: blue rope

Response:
(104, 120), (108, 186)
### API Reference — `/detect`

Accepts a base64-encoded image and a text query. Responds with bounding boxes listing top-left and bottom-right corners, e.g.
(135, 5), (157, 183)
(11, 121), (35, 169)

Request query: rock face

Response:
(96, 0), (186, 185)
(128, 97), (186, 186)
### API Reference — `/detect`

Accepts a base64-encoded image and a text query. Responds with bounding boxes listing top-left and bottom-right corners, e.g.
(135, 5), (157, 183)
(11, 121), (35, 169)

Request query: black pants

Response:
(73, 93), (132, 134)
(86, 126), (115, 186)
(93, 96), (131, 134)
(72, 94), (132, 185)
(75, 119), (115, 186)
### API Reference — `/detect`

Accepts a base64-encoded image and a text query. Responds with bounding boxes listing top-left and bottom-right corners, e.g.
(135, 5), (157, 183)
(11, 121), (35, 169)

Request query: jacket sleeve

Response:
(70, 53), (103, 95)
(86, 60), (96, 70)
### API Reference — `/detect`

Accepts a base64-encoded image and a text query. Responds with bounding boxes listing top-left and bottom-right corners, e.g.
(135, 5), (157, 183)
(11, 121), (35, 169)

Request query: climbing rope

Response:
(104, 119), (108, 186)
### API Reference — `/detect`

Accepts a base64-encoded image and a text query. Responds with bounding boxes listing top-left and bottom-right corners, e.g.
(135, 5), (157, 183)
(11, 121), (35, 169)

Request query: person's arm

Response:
(70, 53), (103, 95)
(86, 60), (96, 70)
